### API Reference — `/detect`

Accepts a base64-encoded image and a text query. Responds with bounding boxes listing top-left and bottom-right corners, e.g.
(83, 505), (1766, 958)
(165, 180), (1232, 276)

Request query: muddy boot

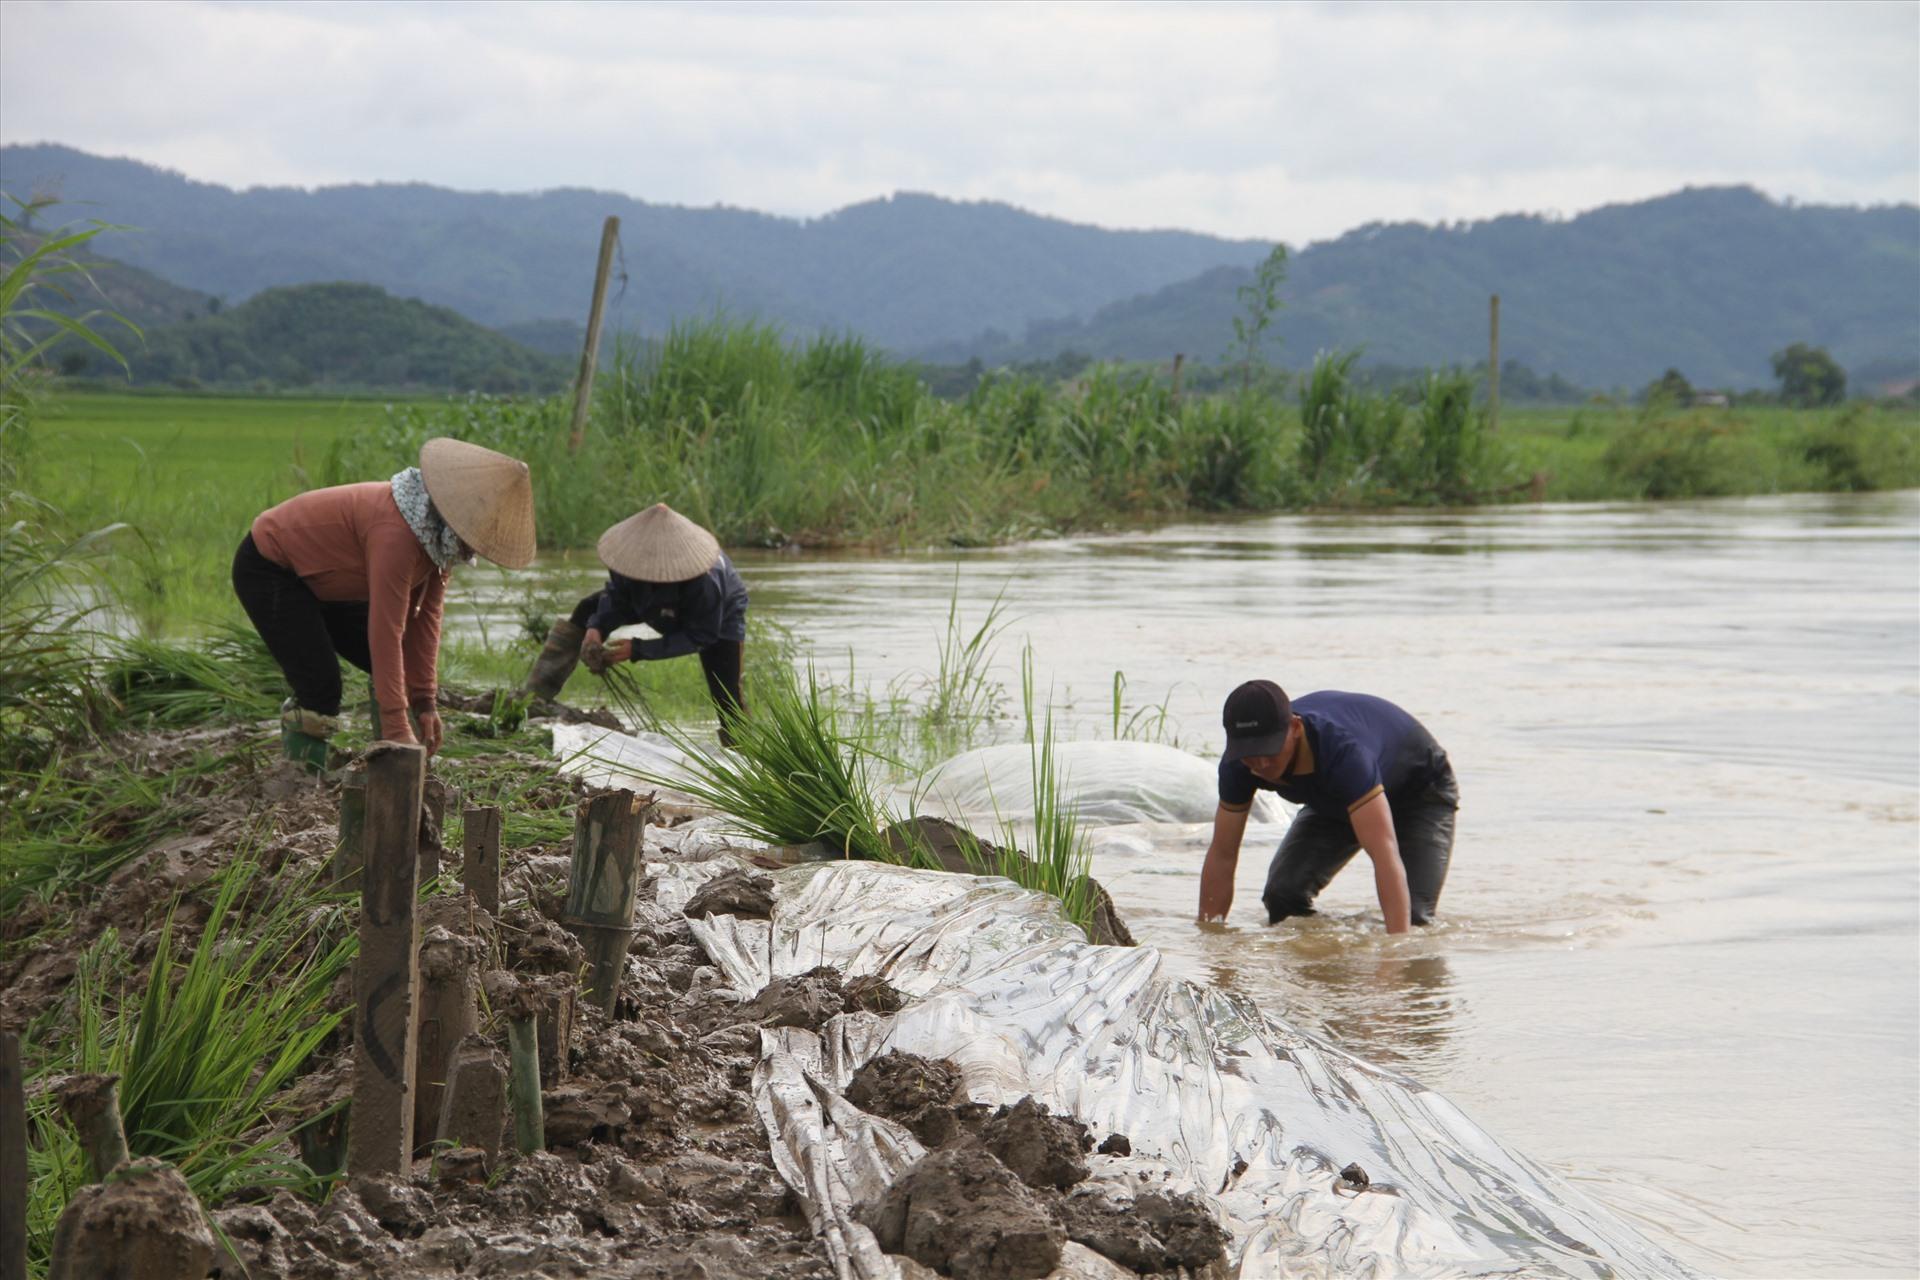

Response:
(522, 618), (585, 701)
(280, 699), (339, 773)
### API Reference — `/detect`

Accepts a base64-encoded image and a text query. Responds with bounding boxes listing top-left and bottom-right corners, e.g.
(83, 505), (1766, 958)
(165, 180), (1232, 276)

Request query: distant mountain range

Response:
(935, 187), (1920, 390)
(1, 143), (1262, 357)
(4, 143), (1915, 391)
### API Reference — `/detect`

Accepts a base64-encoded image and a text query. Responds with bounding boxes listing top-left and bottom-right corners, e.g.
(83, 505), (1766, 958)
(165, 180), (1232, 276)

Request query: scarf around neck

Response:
(390, 466), (470, 570)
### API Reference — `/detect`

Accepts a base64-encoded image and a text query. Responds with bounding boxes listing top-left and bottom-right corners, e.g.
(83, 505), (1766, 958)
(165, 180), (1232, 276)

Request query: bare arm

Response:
(1199, 804), (1251, 922)
(1350, 793), (1411, 934)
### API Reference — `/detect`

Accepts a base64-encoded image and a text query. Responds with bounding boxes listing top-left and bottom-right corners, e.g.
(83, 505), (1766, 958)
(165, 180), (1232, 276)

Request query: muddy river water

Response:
(463, 491), (1919, 1277)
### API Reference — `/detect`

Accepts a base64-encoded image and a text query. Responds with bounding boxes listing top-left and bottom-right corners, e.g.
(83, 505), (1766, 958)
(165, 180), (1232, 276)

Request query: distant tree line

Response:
(56, 282), (567, 394)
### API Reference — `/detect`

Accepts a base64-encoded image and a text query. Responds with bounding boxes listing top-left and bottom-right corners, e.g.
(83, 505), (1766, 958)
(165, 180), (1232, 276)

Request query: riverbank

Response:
(2, 639), (1243, 1278)
(25, 362), (1920, 636)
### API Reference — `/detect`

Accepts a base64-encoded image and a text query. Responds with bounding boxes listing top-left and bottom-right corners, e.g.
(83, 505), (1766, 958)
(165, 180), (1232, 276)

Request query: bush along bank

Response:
(324, 320), (1523, 552)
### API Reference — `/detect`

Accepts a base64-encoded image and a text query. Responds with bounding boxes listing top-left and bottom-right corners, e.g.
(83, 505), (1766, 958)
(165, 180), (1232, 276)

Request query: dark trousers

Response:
(231, 534), (372, 717)
(568, 593), (745, 729)
(1262, 766), (1459, 926)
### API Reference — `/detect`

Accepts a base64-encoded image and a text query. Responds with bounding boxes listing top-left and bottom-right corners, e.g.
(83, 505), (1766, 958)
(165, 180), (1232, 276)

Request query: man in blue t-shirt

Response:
(1199, 680), (1458, 934)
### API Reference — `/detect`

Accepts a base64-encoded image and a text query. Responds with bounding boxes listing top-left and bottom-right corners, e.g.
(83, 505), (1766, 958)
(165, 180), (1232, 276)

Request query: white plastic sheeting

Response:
(907, 741), (1287, 830)
(559, 727), (1697, 1278)
(551, 722), (713, 808)
(648, 857), (1700, 1280)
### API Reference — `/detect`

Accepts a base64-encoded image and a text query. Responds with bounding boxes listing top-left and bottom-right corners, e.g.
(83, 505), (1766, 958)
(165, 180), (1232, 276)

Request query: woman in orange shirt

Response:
(232, 438), (535, 759)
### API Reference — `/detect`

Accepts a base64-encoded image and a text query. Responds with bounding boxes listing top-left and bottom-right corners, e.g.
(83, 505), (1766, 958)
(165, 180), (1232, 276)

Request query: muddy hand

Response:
(603, 639), (633, 663)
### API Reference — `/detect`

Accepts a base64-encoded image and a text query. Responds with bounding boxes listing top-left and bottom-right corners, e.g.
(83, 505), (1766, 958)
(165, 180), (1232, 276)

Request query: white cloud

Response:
(1, 0), (1913, 242)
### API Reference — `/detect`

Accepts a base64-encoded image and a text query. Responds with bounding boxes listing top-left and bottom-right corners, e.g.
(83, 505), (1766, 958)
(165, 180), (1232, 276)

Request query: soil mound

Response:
(683, 868), (776, 920)
(844, 1059), (1228, 1276)
(847, 1050), (969, 1146)
(977, 1094), (1091, 1192)
(1057, 1185), (1232, 1274)
(48, 1157), (216, 1280)
(738, 965), (908, 1032)
(856, 1146), (1066, 1280)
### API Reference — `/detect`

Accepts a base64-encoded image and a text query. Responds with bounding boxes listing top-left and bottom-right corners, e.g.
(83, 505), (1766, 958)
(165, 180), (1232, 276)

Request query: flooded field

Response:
(462, 491), (1919, 1277)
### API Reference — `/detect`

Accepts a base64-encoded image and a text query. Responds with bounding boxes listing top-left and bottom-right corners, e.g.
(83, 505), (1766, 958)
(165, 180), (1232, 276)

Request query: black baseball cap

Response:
(1222, 679), (1292, 763)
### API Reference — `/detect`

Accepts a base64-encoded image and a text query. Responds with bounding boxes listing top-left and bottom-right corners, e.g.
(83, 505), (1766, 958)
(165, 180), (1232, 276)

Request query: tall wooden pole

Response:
(568, 216), (622, 454)
(347, 743), (425, 1177)
(1488, 293), (1501, 434)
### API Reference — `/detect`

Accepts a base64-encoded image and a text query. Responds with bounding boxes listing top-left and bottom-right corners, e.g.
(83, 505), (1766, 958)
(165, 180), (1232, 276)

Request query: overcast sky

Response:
(3, 0), (1915, 244)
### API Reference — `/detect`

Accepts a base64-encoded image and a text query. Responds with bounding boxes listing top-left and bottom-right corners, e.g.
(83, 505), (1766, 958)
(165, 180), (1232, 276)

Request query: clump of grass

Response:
(0, 745), (237, 919)
(1109, 670), (1177, 745)
(1600, 409), (1767, 499)
(633, 660), (917, 863)
(25, 855), (355, 1266)
(972, 649), (1097, 931)
(103, 622), (284, 727)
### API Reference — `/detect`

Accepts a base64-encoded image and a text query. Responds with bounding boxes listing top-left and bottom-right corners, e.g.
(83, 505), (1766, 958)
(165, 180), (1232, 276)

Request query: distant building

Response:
(1688, 392), (1730, 408)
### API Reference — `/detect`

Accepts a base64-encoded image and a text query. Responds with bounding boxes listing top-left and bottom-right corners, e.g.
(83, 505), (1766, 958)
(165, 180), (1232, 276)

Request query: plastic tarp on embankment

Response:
(557, 726), (1701, 1279)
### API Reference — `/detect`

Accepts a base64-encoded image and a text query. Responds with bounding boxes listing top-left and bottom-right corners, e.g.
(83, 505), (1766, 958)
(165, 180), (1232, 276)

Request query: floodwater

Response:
(465, 492), (1920, 1277)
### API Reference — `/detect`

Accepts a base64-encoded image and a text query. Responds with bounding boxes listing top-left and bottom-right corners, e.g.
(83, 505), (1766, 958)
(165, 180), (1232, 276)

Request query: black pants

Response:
(568, 593), (745, 728)
(1262, 766), (1459, 926)
(231, 534), (372, 717)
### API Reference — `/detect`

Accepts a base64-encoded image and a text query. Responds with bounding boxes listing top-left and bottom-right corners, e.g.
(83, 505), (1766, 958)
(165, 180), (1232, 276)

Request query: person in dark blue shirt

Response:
(1199, 680), (1457, 934)
(521, 504), (749, 742)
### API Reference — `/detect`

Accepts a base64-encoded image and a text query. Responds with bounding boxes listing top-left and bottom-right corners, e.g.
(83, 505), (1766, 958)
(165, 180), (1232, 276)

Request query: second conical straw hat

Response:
(418, 438), (537, 568)
(597, 504), (721, 582)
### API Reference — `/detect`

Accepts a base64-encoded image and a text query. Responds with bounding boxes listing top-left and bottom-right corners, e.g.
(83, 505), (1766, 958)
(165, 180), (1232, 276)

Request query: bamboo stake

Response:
(564, 789), (644, 1015)
(506, 1016), (544, 1154)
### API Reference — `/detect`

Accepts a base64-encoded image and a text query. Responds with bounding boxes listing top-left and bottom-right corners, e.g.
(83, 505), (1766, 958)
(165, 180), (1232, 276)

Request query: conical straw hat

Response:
(418, 438), (537, 568)
(597, 504), (720, 582)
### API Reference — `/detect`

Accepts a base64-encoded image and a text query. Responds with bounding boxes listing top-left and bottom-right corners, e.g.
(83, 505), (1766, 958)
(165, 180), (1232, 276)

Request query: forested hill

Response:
(0, 144), (1267, 354)
(932, 187), (1920, 390)
(7, 145), (1913, 390)
(67, 282), (567, 393)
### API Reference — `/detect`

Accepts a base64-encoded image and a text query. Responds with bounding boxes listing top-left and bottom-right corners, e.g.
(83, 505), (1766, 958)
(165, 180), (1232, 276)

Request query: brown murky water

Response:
(465, 492), (1920, 1277)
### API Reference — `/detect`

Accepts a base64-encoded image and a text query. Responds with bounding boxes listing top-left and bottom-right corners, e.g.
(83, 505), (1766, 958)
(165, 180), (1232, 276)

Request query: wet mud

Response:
(846, 1053), (1228, 1277)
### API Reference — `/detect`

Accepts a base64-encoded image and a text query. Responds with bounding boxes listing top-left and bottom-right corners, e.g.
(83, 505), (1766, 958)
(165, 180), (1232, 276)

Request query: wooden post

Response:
(506, 1016), (544, 1154)
(564, 789), (645, 1015)
(567, 215), (621, 454)
(54, 1076), (128, 1183)
(462, 805), (502, 916)
(411, 930), (476, 1153)
(1170, 352), (1185, 406)
(1488, 293), (1501, 434)
(334, 766), (366, 891)
(1, 1033), (26, 1280)
(436, 1033), (507, 1162)
(347, 742), (425, 1177)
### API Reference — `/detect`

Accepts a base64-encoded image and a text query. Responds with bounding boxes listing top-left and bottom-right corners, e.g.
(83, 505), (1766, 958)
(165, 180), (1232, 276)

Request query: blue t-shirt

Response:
(1218, 691), (1448, 817)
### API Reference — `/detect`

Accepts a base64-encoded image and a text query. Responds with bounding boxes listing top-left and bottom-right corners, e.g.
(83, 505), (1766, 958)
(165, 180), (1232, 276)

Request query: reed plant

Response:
(630, 659), (918, 863)
(977, 649), (1097, 930)
(0, 507), (126, 767)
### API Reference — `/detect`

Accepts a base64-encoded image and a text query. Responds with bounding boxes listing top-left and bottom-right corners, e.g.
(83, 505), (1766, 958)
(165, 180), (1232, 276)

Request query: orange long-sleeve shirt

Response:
(251, 481), (448, 740)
